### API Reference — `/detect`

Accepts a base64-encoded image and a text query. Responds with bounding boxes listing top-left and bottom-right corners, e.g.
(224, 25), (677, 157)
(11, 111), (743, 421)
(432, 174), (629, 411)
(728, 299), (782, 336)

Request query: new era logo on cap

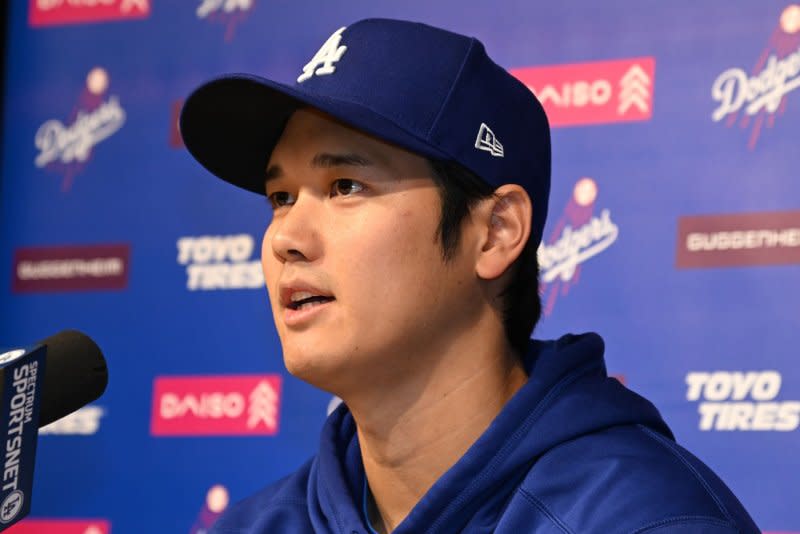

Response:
(475, 123), (504, 157)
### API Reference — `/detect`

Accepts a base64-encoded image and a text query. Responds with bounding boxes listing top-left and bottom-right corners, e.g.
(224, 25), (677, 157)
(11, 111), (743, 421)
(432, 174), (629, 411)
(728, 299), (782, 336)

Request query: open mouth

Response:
(287, 295), (335, 311)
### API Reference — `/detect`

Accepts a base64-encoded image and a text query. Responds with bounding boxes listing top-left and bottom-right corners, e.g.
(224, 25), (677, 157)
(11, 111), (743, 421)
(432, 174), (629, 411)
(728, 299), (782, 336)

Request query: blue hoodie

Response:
(211, 333), (759, 533)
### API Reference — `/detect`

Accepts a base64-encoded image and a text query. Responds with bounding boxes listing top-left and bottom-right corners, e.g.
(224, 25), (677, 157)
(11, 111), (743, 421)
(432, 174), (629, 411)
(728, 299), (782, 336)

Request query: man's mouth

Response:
(287, 291), (335, 311)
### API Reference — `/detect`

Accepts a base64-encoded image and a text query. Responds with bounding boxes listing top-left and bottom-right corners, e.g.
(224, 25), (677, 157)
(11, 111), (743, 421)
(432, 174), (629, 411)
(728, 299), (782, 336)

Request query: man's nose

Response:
(270, 194), (323, 263)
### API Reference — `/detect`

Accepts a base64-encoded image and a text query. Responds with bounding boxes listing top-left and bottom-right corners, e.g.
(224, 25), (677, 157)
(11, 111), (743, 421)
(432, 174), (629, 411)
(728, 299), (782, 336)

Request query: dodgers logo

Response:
(195, 0), (255, 42)
(33, 67), (125, 192)
(297, 27), (348, 83)
(711, 4), (800, 148)
(0, 490), (23, 523)
(538, 178), (619, 316)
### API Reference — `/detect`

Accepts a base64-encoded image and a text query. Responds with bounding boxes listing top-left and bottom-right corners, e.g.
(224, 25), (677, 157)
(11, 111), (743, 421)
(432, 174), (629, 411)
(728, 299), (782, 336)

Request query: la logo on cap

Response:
(297, 27), (348, 83)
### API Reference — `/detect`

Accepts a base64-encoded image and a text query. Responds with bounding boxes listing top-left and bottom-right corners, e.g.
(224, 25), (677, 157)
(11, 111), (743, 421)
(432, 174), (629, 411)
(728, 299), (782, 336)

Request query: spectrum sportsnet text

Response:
(4, 363), (39, 493)
(176, 234), (263, 290)
(686, 371), (799, 431)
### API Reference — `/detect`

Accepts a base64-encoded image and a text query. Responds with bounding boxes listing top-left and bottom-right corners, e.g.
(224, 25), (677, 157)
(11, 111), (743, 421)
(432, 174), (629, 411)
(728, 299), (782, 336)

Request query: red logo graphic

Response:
(538, 178), (618, 316)
(511, 57), (654, 127)
(189, 485), (230, 534)
(12, 244), (130, 293)
(712, 5), (800, 149)
(196, 0), (256, 42)
(29, 0), (150, 27)
(151, 375), (282, 436)
(9, 519), (110, 534)
(676, 210), (800, 269)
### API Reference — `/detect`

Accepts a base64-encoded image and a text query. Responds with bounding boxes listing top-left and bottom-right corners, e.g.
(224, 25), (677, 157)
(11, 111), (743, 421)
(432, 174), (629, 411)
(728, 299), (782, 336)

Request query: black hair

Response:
(427, 159), (541, 356)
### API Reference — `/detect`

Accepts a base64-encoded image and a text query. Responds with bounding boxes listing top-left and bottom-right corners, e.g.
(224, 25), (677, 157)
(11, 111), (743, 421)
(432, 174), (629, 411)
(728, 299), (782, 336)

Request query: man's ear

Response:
(475, 184), (532, 281)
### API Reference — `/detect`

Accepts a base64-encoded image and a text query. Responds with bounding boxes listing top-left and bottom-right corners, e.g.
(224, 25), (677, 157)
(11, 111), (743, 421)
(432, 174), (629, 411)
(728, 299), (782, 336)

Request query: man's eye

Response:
(267, 191), (295, 208)
(331, 179), (365, 197)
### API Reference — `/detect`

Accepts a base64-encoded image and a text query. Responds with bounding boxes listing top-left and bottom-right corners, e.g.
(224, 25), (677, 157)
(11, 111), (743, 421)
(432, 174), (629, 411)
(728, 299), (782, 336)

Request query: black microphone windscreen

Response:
(35, 330), (108, 427)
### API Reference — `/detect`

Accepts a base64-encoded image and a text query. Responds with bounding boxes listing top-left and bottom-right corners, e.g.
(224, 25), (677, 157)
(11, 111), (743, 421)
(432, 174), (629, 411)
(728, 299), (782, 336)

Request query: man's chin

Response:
(283, 351), (351, 392)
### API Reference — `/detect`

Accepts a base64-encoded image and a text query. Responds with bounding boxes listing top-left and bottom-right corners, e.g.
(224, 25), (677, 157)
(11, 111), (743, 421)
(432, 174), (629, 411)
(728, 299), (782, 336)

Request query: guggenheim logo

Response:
(676, 211), (800, 268)
(12, 244), (130, 293)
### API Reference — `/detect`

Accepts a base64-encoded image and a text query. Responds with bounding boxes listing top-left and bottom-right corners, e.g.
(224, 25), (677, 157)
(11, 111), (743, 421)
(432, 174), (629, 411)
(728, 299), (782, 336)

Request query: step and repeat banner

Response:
(1, 1), (798, 532)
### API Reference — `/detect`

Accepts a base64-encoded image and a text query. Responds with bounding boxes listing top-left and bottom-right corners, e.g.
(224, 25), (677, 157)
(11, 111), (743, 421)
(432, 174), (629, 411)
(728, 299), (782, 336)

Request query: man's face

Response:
(262, 109), (484, 393)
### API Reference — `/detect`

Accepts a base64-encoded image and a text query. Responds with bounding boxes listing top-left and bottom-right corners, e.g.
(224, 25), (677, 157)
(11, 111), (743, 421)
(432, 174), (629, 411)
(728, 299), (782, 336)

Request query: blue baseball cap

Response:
(180, 18), (551, 246)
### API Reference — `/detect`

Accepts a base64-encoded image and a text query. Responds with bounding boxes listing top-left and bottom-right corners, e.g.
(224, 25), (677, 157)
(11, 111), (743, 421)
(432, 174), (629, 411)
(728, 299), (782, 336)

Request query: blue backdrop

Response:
(1, 1), (798, 532)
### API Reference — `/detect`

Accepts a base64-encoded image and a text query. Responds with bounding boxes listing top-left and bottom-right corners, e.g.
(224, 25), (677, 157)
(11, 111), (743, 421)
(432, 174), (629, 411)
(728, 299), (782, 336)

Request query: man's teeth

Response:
(295, 300), (324, 310)
(288, 291), (333, 310)
(291, 291), (315, 303)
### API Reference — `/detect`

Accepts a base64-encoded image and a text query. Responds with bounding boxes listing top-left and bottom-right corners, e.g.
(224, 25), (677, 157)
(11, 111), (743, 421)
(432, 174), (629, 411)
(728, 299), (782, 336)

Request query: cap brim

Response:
(180, 74), (451, 195)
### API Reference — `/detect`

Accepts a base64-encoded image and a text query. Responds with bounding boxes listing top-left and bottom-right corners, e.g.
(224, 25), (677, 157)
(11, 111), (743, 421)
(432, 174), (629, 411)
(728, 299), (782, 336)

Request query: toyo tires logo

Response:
(686, 370), (800, 431)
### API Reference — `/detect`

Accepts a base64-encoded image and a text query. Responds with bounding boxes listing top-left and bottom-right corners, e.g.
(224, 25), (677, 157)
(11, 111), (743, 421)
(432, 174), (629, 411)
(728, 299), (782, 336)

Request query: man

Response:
(180, 18), (759, 534)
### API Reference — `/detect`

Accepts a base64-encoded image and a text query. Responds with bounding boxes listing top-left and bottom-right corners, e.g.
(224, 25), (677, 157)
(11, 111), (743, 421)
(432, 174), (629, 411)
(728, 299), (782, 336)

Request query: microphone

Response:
(0, 330), (108, 530)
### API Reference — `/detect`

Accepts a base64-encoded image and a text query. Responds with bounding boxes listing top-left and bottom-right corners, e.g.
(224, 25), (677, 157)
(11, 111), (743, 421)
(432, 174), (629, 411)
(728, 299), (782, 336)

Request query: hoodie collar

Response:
(310, 333), (672, 534)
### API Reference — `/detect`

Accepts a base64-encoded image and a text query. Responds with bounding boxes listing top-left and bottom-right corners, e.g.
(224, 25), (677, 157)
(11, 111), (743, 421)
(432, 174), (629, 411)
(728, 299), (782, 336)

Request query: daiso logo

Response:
(9, 519), (110, 533)
(29, 0), (150, 27)
(511, 57), (655, 127)
(151, 375), (282, 436)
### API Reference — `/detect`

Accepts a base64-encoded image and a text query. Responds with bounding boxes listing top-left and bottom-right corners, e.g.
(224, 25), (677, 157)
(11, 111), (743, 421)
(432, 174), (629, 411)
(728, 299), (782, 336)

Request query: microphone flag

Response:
(0, 343), (46, 531)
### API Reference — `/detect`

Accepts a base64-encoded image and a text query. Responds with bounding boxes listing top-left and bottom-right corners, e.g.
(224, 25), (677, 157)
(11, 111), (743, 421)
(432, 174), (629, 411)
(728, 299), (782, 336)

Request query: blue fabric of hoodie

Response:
(211, 333), (759, 533)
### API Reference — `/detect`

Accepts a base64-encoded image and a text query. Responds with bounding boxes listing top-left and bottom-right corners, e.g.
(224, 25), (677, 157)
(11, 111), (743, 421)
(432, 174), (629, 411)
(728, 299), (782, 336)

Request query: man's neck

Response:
(346, 329), (528, 533)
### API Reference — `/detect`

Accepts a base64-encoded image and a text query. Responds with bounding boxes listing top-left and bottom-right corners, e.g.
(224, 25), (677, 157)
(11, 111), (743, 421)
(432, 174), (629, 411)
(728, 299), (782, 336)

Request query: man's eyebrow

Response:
(265, 164), (283, 183)
(265, 152), (374, 184)
(310, 152), (373, 169)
